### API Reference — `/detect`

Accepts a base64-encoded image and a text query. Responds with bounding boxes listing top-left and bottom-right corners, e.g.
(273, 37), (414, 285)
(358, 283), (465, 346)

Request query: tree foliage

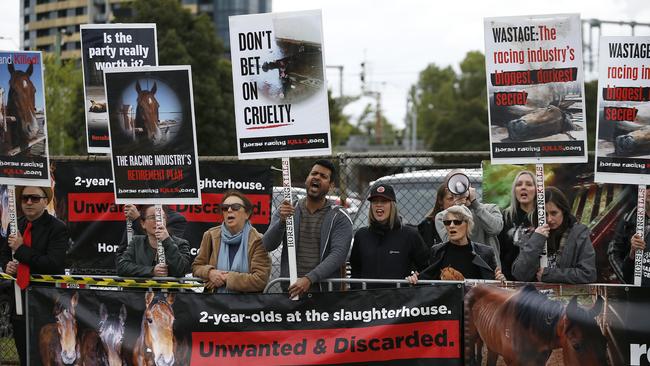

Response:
(117, 0), (236, 155)
(43, 54), (85, 155)
(410, 51), (489, 151)
(328, 90), (360, 148)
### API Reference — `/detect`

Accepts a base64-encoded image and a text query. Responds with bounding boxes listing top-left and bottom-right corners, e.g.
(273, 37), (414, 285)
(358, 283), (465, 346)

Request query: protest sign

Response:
(81, 24), (158, 154)
(594, 36), (650, 185)
(104, 66), (200, 204)
(0, 51), (50, 186)
(484, 14), (588, 164)
(229, 10), (331, 160)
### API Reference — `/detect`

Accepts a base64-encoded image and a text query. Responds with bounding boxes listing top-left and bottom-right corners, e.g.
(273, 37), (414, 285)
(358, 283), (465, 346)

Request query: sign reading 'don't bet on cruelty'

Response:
(229, 10), (332, 160)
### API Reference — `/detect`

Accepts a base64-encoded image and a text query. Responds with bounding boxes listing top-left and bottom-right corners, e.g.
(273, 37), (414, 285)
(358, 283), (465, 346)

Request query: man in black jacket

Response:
(0, 186), (69, 365)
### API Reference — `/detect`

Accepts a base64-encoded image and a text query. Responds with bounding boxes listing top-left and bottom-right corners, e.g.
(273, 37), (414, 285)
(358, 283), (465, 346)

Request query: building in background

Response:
(21, 0), (132, 59)
(20, 0), (271, 60)
(182, 0), (271, 52)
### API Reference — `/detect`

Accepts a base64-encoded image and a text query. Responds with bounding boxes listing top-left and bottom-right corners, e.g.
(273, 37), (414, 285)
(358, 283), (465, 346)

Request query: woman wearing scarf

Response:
(192, 190), (271, 293)
(350, 184), (429, 289)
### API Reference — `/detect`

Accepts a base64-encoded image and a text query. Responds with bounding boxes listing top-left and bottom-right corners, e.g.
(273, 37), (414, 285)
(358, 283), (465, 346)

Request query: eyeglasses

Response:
(220, 203), (244, 212)
(21, 195), (46, 203)
(443, 219), (465, 226)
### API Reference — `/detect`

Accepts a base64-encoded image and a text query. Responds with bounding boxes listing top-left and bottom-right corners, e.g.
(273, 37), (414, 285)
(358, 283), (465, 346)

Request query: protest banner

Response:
(104, 66), (200, 205)
(0, 51), (50, 186)
(594, 36), (650, 184)
(53, 160), (271, 272)
(28, 284), (463, 365)
(464, 282), (643, 365)
(229, 10), (331, 160)
(484, 14), (588, 164)
(81, 24), (158, 154)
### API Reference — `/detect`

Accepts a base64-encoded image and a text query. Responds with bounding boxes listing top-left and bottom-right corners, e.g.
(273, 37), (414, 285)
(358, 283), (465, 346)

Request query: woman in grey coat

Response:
(512, 187), (596, 284)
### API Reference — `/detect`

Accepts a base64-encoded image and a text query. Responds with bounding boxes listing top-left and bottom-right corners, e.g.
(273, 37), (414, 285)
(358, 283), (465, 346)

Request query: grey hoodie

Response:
(263, 198), (353, 287)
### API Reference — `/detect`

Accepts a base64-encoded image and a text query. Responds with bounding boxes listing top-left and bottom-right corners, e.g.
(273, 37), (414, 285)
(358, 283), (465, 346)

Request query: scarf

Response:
(216, 221), (251, 293)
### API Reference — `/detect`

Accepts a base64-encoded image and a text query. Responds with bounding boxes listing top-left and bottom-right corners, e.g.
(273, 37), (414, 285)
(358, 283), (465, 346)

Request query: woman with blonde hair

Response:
(350, 184), (429, 289)
(498, 170), (537, 280)
(408, 205), (504, 283)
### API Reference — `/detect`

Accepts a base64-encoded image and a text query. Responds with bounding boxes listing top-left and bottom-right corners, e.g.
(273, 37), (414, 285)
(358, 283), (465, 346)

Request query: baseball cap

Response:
(367, 184), (396, 202)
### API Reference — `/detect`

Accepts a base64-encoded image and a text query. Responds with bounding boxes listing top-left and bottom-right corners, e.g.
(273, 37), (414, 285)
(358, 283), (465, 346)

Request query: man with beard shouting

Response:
(263, 160), (352, 298)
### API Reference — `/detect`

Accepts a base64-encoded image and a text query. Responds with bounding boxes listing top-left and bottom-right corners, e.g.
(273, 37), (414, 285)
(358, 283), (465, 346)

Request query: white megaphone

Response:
(447, 172), (470, 197)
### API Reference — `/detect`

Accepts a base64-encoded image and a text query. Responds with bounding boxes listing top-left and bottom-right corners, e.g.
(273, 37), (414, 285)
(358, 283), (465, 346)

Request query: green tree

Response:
(43, 54), (85, 155)
(328, 90), (360, 148)
(411, 51), (489, 151)
(117, 0), (236, 155)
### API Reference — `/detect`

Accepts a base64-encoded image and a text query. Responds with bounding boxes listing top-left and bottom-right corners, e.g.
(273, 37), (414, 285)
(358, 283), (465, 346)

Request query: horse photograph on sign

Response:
(104, 66), (201, 205)
(0, 51), (50, 185)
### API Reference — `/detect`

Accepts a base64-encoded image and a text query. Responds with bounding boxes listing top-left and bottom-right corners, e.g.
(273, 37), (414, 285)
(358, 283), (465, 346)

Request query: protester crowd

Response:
(0, 159), (645, 363)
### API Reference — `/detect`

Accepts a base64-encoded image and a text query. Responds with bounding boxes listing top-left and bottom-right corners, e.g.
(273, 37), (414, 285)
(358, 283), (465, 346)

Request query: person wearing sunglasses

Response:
(117, 205), (191, 278)
(0, 186), (69, 365)
(350, 184), (429, 289)
(407, 205), (504, 283)
(512, 187), (596, 284)
(192, 190), (270, 293)
(431, 170), (503, 268)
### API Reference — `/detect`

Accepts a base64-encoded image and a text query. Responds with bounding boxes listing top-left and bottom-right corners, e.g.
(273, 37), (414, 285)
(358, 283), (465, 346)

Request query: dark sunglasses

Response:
(443, 219), (464, 226)
(21, 195), (46, 203)
(220, 203), (244, 212)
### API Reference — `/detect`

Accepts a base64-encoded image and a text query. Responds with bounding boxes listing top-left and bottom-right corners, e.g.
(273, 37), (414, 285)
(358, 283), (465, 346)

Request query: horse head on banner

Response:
(39, 292), (80, 365)
(134, 81), (162, 145)
(465, 284), (607, 366)
(133, 292), (176, 366)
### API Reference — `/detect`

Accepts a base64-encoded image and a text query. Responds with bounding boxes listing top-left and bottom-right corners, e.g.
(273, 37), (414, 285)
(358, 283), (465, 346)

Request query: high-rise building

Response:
(20, 0), (132, 60)
(182, 0), (271, 51)
(20, 0), (271, 60)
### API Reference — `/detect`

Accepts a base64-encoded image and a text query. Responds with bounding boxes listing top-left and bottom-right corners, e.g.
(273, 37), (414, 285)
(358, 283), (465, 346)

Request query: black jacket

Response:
(498, 207), (536, 280)
(419, 241), (497, 280)
(0, 211), (69, 275)
(117, 235), (191, 277)
(350, 221), (429, 288)
(608, 208), (647, 284)
(417, 217), (443, 248)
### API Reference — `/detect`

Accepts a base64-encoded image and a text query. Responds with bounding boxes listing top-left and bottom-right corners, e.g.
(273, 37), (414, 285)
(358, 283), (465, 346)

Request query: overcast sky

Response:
(3, 0), (650, 128)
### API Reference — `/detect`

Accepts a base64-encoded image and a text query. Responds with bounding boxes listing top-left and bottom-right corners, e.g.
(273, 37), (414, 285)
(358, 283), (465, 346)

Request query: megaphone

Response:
(447, 172), (470, 196)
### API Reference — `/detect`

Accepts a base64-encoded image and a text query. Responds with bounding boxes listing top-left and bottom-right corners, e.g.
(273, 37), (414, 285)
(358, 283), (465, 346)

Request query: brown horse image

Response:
(134, 81), (162, 145)
(465, 284), (607, 366)
(133, 292), (176, 366)
(80, 303), (128, 366)
(88, 100), (107, 113)
(6, 63), (40, 151)
(506, 105), (574, 142)
(614, 125), (650, 156)
(39, 292), (80, 365)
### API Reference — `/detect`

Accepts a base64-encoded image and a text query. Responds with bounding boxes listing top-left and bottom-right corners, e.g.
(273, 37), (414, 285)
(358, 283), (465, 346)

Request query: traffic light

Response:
(360, 62), (365, 83)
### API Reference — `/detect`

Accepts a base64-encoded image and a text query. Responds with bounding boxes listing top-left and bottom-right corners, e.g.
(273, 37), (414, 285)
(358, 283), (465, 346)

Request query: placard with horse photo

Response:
(104, 66), (201, 205)
(0, 50), (50, 186)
